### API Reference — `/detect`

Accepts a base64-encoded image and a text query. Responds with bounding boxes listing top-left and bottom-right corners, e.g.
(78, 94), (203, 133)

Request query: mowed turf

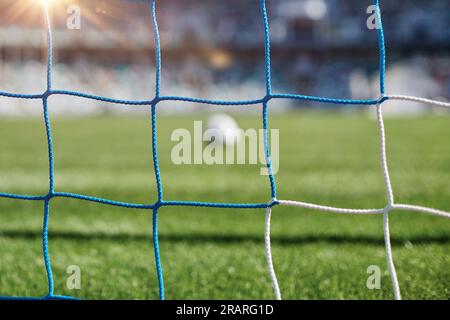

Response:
(0, 111), (449, 299)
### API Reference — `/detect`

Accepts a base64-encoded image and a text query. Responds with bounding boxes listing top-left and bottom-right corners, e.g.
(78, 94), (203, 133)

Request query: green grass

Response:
(0, 111), (449, 300)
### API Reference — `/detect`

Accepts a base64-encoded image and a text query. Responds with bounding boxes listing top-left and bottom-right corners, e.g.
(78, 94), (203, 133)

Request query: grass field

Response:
(0, 110), (449, 299)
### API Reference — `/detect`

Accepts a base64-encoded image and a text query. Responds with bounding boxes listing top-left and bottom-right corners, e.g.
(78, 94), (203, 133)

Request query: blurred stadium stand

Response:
(0, 0), (449, 115)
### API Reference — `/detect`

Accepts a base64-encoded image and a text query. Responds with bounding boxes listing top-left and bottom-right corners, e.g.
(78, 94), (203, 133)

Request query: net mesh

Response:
(0, 0), (449, 300)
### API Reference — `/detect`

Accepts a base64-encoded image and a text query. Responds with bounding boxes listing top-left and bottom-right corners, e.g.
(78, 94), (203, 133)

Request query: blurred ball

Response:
(206, 114), (242, 147)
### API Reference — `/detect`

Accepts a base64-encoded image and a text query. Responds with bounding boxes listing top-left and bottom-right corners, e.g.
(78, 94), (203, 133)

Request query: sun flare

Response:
(0, 0), (113, 31)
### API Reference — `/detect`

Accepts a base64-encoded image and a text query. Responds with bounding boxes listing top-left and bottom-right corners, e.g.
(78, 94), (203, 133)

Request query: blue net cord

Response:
(0, 0), (389, 300)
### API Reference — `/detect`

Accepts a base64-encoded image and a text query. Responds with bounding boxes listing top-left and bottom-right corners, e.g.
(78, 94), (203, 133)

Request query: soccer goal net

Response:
(0, 0), (449, 300)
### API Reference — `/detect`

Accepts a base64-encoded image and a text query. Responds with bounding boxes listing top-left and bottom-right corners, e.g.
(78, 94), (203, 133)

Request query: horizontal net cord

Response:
(0, 191), (274, 210)
(2, 190), (448, 218)
(52, 192), (154, 209)
(2, 90), (450, 109)
(0, 294), (80, 301)
(0, 92), (43, 99)
(386, 95), (450, 108)
(274, 201), (447, 219)
(392, 204), (450, 219)
(0, 90), (384, 105)
(0, 193), (47, 201)
(277, 200), (384, 215)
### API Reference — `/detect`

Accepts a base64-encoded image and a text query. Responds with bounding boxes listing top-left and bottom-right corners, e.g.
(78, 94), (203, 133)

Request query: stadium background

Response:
(1, 0), (449, 115)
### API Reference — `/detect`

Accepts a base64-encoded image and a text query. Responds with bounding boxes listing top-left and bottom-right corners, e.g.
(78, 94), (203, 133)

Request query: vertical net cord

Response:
(376, 104), (401, 300)
(261, 0), (276, 198)
(260, 0), (271, 97)
(260, 0), (281, 300)
(374, 0), (386, 96)
(150, 0), (164, 300)
(374, 0), (401, 300)
(42, 0), (55, 298)
(265, 207), (281, 300)
(261, 0), (276, 195)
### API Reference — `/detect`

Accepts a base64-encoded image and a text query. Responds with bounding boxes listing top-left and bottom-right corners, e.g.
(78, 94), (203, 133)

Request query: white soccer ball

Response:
(206, 113), (242, 147)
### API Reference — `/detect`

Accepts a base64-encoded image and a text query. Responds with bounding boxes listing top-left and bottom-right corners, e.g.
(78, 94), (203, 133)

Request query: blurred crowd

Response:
(0, 0), (449, 115)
